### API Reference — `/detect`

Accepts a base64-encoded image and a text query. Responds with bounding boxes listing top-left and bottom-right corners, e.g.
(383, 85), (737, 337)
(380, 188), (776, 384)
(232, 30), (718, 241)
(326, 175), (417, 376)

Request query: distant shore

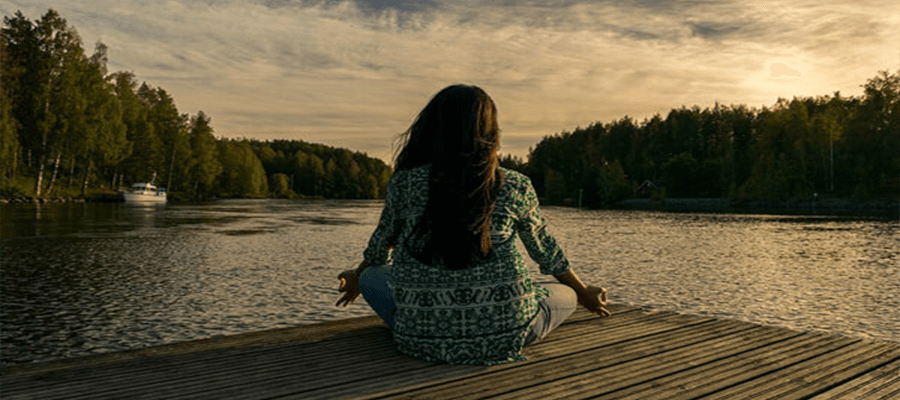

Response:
(3, 195), (898, 216)
(0, 192), (196, 204)
(1, 193), (123, 204)
(1, 196), (92, 205)
(618, 198), (899, 215)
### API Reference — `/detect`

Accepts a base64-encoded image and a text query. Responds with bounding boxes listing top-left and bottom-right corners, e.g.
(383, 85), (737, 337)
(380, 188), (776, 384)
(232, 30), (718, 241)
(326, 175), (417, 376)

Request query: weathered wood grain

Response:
(1, 304), (896, 400)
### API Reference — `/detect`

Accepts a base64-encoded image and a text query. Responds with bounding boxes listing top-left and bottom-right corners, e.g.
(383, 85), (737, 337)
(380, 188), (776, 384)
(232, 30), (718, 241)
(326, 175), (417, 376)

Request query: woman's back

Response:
(364, 165), (570, 364)
(337, 84), (609, 366)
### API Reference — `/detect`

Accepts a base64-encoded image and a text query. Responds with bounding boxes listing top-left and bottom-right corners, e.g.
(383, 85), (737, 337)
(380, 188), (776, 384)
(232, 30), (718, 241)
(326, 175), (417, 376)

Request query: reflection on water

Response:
(547, 210), (898, 346)
(1, 200), (378, 365)
(1, 201), (897, 365)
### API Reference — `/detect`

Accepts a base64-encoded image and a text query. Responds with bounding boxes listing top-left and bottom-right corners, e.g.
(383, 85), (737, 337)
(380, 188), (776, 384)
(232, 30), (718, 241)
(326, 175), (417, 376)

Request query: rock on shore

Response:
(0, 195), (124, 205)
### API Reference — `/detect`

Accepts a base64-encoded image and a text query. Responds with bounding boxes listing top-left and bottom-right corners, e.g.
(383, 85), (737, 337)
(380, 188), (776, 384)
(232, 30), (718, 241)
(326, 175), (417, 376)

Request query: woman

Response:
(336, 84), (609, 365)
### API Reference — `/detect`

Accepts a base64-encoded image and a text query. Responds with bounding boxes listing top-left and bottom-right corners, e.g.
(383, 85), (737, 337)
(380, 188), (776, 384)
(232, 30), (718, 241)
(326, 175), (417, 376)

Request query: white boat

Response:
(123, 182), (167, 203)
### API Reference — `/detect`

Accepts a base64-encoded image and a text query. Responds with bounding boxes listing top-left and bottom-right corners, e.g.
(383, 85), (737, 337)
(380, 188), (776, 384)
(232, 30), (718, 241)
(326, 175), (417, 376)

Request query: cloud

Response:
(689, 21), (742, 40)
(770, 62), (802, 77)
(1, 0), (896, 160)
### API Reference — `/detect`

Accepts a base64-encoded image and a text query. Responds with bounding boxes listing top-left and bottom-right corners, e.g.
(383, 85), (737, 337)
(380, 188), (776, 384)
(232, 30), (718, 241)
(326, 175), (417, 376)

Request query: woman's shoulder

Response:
(497, 168), (538, 210)
(500, 168), (534, 190)
(391, 164), (431, 184)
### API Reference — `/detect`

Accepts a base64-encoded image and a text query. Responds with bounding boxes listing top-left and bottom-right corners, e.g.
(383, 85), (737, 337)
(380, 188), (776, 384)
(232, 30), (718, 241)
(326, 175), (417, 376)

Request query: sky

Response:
(2, 0), (898, 162)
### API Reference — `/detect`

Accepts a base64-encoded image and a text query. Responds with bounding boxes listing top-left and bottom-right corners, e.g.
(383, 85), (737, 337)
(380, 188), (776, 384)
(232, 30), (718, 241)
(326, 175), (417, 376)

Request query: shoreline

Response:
(4, 195), (897, 214)
(0, 194), (122, 204)
(1, 196), (92, 204)
(616, 197), (899, 215)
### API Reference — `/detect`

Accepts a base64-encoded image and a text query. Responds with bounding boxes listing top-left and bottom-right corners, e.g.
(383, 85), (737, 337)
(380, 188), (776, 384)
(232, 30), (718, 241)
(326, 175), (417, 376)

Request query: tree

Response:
(217, 139), (268, 197)
(75, 42), (131, 194)
(845, 70), (900, 197)
(665, 106), (703, 159)
(115, 75), (162, 184)
(606, 116), (636, 169)
(292, 150), (325, 196)
(140, 84), (188, 190)
(359, 173), (379, 199)
(661, 152), (699, 198)
(269, 173), (293, 198)
(739, 99), (813, 199)
(2, 9), (395, 200)
(727, 105), (755, 197)
(323, 157), (338, 197)
(596, 160), (630, 204)
(186, 111), (222, 199)
(2, 11), (39, 177)
(0, 25), (20, 180)
(36, 10), (90, 196)
(499, 154), (527, 173)
(4, 10), (87, 196)
(543, 168), (567, 204)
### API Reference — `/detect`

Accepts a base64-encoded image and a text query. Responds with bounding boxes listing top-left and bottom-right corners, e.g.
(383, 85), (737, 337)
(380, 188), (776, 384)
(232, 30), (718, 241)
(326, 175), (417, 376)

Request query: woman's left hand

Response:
(336, 269), (361, 307)
(579, 286), (610, 317)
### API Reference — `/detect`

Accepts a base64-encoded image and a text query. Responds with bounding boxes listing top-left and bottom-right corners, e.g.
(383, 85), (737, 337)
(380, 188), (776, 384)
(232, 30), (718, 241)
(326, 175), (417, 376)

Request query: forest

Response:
(506, 70), (899, 206)
(1, 10), (392, 201)
(2, 9), (897, 205)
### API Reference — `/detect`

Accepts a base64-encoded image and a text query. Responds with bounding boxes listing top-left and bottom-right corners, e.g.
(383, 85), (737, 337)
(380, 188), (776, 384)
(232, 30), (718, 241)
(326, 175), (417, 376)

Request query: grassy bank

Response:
(1, 176), (123, 203)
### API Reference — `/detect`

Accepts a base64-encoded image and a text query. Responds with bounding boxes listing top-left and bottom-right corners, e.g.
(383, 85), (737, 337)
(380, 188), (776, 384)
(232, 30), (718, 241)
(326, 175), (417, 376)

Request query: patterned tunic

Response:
(363, 165), (570, 365)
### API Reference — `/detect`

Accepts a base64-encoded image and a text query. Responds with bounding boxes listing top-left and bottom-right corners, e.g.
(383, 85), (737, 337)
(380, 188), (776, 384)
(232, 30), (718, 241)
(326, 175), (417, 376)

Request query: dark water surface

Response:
(1, 200), (897, 365)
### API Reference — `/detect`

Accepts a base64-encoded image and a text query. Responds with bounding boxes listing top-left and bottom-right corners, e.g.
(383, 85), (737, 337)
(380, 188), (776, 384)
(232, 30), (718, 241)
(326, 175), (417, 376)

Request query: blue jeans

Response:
(358, 265), (577, 345)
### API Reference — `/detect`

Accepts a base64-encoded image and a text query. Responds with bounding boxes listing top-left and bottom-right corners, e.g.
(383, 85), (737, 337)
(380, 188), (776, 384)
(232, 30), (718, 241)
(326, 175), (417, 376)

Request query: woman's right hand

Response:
(335, 269), (361, 307)
(579, 285), (610, 317)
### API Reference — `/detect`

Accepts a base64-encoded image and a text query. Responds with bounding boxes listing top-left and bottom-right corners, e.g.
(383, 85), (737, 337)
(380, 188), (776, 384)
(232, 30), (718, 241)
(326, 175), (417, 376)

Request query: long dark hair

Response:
(394, 84), (502, 270)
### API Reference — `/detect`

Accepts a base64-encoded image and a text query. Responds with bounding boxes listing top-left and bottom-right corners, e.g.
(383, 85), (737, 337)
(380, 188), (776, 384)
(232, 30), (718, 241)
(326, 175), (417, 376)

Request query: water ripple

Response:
(1, 202), (897, 366)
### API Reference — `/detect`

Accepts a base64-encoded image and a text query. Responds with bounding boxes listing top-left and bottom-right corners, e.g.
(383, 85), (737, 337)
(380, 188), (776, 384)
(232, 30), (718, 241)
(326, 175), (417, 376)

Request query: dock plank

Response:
(485, 326), (799, 399)
(702, 341), (900, 400)
(1, 304), (896, 400)
(604, 332), (855, 400)
(2, 327), (396, 399)
(167, 307), (665, 400)
(375, 322), (752, 398)
(297, 309), (715, 400)
(810, 358), (900, 400)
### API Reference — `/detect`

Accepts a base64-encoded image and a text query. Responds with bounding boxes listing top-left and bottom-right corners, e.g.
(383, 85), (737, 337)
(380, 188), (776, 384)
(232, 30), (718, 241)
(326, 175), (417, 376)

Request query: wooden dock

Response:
(2, 304), (898, 399)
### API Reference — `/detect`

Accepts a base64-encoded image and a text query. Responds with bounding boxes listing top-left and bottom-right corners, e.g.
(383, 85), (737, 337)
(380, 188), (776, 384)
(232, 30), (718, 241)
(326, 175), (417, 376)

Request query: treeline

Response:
(244, 139), (392, 199)
(512, 71), (899, 206)
(0, 9), (390, 200)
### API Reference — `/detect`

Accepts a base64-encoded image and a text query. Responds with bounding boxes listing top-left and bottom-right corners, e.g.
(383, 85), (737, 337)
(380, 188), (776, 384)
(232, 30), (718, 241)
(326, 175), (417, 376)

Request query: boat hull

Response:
(123, 192), (167, 203)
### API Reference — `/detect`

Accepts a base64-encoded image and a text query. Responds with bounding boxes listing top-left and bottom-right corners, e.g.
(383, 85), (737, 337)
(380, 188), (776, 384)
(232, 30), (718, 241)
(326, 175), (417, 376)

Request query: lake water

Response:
(1, 200), (897, 365)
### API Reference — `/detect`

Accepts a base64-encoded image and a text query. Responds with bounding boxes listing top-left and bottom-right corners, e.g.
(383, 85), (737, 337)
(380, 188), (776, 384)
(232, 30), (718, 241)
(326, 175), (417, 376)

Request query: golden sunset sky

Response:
(3, 0), (897, 161)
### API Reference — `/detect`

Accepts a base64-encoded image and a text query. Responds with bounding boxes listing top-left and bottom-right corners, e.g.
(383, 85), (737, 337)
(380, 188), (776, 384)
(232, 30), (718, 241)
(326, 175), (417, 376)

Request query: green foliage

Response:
(140, 85), (189, 191)
(0, 22), (20, 178)
(1, 9), (390, 201)
(543, 168), (567, 204)
(844, 71), (900, 197)
(0, 176), (33, 198)
(293, 150), (325, 196)
(596, 160), (630, 204)
(186, 111), (221, 199)
(526, 70), (899, 203)
(499, 154), (527, 173)
(269, 173), (294, 198)
(217, 139), (268, 198)
(249, 139), (391, 199)
(661, 153), (699, 198)
(111, 73), (159, 184)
